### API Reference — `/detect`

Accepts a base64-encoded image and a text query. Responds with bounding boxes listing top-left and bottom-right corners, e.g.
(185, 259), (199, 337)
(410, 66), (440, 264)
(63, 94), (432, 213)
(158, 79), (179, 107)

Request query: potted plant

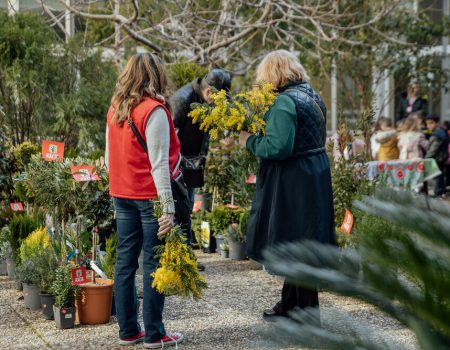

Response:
(225, 223), (247, 260)
(35, 250), (58, 320)
(52, 265), (77, 329)
(17, 226), (51, 310)
(16, 258), (41, 310)
(209, 206), (245, 254)
(220, 243), (229, 258)
(0, 227), (9, 275)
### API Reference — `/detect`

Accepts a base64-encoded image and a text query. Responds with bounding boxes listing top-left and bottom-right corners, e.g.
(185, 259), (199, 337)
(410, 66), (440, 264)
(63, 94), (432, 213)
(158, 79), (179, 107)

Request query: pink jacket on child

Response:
(397, 131), (428, 160)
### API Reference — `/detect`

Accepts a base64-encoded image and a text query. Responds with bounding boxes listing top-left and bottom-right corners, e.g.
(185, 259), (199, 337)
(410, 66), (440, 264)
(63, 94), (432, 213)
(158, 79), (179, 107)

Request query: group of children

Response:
(371, 112), (450, 197)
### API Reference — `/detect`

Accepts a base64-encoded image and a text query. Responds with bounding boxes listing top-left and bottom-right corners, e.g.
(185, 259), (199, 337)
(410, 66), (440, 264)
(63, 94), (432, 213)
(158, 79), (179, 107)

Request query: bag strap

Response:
(127, 117), (181, 177)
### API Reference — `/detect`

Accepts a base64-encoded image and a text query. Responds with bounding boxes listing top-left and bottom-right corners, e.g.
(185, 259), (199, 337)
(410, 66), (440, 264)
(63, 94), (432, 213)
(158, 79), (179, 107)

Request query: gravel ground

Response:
(0, 251), (418, 350)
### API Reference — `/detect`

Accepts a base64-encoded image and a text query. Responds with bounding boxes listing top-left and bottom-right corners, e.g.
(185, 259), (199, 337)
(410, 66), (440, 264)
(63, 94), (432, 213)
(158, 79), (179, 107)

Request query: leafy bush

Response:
(12, 142), (39, 169)
(167, 61), (208, 89)
(7, 214), (38, 261)
(225, 223), (246, 243)
(53, 265), (78, 308)
(19, 227), (50, 263)
(16, 258), (38, 285)
(264, 190), (450, 350)
(209, 205), (245, 236)
(34, 249), (59, 293)
(100, 233), (118, 279)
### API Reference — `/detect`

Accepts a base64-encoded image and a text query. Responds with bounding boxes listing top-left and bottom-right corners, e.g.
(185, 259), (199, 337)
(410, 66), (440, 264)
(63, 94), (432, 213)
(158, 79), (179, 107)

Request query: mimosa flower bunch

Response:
(151, 201), (207, 299)
(188, 83), (278, 140)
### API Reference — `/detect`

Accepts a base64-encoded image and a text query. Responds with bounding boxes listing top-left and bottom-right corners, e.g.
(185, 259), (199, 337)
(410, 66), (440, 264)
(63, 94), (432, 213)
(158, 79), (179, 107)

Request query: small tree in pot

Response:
(52, 265), (78, 329)
(225, 223), (247, 261)
(16, 258), (41, 310)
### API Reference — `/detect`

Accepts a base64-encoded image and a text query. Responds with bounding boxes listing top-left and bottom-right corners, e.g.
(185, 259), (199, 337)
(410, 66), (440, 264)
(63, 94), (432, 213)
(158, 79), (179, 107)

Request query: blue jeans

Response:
(113, 198), (165, 342)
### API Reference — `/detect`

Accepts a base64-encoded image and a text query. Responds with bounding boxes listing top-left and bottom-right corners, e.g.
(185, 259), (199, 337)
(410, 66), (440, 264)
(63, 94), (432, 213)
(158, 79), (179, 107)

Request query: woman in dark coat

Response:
(239, 50), (336, 321)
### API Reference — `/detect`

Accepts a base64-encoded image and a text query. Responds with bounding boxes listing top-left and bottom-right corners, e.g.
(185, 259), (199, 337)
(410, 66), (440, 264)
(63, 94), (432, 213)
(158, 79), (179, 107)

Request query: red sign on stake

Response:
(42, 140), (64, 161)
(340, 209), (354, 234)
(71, 165), (100, 182)
(246, 174), (257, 184)
(71, 267), (87, 285)
(10, 202), (24, 212)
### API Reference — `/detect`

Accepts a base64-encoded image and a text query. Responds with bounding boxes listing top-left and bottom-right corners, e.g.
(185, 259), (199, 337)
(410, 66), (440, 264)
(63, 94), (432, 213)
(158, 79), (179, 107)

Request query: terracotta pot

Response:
(76, 278), (114, 325)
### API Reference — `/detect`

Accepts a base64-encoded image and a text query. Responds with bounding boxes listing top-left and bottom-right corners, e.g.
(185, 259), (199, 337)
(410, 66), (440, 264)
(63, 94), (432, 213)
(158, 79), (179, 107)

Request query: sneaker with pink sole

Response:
(118, 331), (145, 345)
(144, 332), (184, 349)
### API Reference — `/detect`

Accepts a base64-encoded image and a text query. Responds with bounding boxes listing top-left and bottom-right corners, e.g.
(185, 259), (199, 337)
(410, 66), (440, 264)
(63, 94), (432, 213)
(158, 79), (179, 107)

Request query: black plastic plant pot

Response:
(39, 294), (55, 320)
(53, 305), (75, 329)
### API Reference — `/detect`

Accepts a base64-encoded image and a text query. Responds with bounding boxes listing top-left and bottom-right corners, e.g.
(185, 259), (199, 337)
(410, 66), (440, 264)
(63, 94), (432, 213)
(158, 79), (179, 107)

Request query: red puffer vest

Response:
(107, 98), (181, 199)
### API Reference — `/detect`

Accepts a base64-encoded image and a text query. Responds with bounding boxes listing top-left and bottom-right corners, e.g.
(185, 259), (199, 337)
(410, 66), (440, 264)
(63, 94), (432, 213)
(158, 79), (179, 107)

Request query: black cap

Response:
(205, 69), (231, 92)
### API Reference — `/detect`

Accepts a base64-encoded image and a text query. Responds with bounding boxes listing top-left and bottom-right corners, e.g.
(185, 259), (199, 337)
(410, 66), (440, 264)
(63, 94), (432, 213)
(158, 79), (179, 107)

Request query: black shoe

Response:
(262, 308), (288, 322)
(197, 262), (205, 271)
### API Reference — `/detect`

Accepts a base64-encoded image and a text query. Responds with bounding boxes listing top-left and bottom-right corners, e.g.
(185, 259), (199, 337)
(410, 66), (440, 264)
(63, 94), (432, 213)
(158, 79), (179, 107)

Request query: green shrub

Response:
(16, 258), (38, 284)
(167, 61), (208, 89)
(12, 142), (39, 169)
(53, 265), (78, 308)
(8, 214), (38, 261)
(209, 206), (245, 236)
(19, 227), (50, 263)
(100, 233), (118, 279)
(34, 249), (59, 293)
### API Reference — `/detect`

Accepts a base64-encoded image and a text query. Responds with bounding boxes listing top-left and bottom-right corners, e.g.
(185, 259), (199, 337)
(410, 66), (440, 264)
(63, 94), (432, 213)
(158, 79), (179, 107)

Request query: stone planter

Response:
(6, 258), (15, 279)
(23, 283), (41, 310)
(215, 235), (225, 255)
(39, 293), (55, 320)
(53, 305), (75, 329)
(229, 240), (246, 260)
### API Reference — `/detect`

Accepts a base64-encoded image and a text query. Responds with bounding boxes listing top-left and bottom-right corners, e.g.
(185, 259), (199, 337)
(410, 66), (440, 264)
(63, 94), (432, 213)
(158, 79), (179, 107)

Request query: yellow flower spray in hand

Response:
(151, 200), (207, 299)
(188, 83), (278, 140)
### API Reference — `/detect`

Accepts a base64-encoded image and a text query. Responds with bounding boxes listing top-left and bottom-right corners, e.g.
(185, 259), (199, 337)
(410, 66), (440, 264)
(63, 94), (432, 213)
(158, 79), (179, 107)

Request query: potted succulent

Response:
(52, 265), (78, 329)
(220, 243), (229, 258)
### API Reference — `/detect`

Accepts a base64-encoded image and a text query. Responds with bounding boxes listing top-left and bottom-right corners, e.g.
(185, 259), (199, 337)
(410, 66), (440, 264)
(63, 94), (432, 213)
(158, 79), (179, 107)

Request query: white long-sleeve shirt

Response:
(105, 107), (175, 214)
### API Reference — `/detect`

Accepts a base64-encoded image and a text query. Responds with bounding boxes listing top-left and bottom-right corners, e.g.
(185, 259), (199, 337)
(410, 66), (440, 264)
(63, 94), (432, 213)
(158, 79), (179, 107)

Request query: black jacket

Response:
(246, 82), (336, 263)
(425, 127), (450, 164)
(396, 96), (428, 123)
(170, 80), (208, 157)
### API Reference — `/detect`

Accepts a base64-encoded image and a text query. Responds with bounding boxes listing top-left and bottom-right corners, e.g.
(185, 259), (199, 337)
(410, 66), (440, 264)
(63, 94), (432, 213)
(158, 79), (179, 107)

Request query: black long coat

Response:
(246, 82), (336, 263)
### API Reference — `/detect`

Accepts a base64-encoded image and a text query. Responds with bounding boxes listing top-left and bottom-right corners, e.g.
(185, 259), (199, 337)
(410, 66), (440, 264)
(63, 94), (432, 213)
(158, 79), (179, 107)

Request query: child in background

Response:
(373, 117), (399, 161)
(411, 110), (431, 139)
(397, 116), (428, 160)
(425, 114), (450, 197)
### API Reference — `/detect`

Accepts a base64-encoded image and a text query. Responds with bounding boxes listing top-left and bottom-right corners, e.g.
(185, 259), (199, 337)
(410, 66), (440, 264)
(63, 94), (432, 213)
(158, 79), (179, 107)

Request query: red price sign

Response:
(246, 174), (257, 184)
(71, 267), (87, 285)
(71, 165), (100, 182)
(193, 201), (202, 213)
(10, 202), (24, 212)
(42, 140), (64, 161)
(340, 209), (354, 235)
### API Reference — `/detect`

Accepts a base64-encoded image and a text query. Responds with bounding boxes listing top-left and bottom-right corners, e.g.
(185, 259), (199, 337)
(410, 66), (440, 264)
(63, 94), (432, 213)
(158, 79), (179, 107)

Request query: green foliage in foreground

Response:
(264, 190), (450, 350)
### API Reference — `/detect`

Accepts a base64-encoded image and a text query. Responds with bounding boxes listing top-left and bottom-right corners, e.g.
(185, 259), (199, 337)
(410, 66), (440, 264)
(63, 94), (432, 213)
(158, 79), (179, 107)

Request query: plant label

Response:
(10, 202), (24, 212)
(65, 314), (72, 319)
(246, 174), (257, 184)
(340, 209), (354, 234)
(42, 140), (64, 161)
(201, 221), (211, 249)
(71, 165), (100, 182)
(71, 266), (87, 285)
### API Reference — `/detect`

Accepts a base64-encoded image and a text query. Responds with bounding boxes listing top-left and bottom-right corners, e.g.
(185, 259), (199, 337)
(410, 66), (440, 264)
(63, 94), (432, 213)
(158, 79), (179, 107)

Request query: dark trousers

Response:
(275, 281), (319, 315)
(113, 198), (165, 342)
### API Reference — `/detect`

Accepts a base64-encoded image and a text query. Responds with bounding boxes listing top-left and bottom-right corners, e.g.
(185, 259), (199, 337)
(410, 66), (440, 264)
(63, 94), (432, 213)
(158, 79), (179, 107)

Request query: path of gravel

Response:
(0, 252), (418, 350)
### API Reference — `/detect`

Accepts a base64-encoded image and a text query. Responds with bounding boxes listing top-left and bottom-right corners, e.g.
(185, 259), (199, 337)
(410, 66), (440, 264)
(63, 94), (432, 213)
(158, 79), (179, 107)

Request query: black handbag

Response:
(127, 117), (192, 226)
(182, 156), (206, 188)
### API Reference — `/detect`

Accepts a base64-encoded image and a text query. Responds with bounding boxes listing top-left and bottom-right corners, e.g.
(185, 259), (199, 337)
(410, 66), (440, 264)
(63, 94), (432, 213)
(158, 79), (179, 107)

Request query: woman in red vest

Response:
(105, 53), (184, 348)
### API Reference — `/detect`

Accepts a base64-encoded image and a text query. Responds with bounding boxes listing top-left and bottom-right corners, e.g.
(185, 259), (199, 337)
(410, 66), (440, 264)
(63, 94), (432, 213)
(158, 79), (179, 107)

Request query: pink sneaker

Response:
(144, 332), (184, 349)
(118, 331), (145, 345)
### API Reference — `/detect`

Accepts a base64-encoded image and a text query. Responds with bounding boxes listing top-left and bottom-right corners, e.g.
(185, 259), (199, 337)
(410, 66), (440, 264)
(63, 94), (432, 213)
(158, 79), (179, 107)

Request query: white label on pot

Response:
(65, 314), (72, 319)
